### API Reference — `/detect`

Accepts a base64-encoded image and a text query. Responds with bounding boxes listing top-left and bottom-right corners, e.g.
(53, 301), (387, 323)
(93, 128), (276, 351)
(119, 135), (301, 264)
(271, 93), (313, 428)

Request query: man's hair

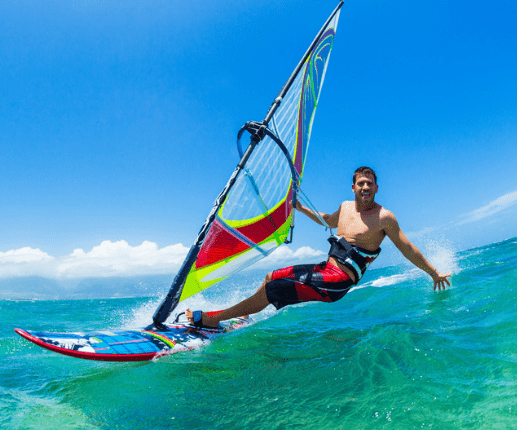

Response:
(353, 166), (377, 184)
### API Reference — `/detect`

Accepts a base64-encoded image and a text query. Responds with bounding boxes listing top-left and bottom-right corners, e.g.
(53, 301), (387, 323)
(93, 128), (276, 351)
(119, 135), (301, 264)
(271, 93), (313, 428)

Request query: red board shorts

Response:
(265, 261), (354, 310)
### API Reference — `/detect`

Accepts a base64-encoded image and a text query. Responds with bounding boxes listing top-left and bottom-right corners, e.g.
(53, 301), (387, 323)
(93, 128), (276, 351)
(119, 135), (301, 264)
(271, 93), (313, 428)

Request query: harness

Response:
(327, 235), (381, 284)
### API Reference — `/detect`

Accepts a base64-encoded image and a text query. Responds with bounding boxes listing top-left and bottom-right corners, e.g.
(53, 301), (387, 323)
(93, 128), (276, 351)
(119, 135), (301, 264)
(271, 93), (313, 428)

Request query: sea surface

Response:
(2, 237), (517, 429)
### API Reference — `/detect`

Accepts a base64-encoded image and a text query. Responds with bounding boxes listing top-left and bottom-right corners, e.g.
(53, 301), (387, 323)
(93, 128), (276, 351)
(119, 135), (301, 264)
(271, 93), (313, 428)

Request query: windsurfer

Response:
(186, 166), (451, 328)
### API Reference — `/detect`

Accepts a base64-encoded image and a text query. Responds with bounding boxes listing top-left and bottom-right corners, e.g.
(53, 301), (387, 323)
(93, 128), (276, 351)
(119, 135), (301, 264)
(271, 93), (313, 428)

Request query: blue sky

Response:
(1, 0), (516, 279)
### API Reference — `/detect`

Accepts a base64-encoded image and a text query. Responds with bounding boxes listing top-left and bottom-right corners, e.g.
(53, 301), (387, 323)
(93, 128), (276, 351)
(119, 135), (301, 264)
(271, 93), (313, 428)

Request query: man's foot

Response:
(185, 308), (219, 328)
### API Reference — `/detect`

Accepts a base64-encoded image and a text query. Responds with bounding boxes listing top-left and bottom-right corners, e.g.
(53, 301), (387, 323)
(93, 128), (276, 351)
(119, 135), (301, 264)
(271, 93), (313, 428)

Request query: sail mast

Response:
(152, 2), (343, 326)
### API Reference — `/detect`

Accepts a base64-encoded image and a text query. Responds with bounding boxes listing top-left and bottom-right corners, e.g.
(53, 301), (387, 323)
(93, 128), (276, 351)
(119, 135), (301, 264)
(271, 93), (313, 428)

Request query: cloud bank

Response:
(0, 240), (325, 279)
(459, 190), (517, 225)
(405, 189), (517, 241)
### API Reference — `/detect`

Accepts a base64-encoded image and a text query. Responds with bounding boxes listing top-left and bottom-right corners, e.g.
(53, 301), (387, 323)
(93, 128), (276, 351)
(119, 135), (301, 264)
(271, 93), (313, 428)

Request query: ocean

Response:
(2, 237), (517, 429)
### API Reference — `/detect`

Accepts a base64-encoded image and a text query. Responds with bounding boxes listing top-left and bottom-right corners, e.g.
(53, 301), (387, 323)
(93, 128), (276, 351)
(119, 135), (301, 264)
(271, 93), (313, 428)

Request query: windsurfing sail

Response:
(153, 1), (344, 326)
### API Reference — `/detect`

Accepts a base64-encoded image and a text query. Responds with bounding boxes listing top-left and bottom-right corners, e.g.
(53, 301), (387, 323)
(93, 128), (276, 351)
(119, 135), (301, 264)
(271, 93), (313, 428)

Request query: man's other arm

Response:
(382, 210), (451, 291)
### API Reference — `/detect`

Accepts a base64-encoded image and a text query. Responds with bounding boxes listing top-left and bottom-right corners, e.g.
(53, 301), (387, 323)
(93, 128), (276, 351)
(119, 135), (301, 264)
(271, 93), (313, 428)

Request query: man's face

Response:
(352, 174), (378, 205)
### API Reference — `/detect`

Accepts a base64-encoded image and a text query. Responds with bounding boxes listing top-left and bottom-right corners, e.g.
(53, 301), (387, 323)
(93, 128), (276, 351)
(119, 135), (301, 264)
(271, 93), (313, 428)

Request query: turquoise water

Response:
(2, 238), (517, 429)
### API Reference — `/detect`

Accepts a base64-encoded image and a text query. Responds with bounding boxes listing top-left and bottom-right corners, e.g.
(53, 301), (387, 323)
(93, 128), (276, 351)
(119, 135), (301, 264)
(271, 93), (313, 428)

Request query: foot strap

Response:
(192, 310), (203, 328)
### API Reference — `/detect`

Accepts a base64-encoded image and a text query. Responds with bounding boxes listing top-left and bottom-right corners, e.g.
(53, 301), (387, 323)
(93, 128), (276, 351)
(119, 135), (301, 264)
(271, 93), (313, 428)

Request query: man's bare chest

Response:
(336, 205), (385, 247)
(338, 213), (381, 233)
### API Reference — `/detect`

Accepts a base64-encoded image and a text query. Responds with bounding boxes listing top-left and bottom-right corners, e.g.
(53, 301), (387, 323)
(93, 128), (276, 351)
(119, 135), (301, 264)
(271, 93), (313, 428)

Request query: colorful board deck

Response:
(15, 317), (251, 362)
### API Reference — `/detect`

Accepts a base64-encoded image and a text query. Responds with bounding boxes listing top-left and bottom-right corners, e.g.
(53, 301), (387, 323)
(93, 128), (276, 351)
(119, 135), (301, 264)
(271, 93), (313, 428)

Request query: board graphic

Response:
(15, 317), (251, 362)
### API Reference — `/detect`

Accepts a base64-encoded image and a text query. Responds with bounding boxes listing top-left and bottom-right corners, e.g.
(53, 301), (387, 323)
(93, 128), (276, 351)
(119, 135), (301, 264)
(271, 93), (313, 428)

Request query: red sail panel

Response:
(196, 199), (290, 268)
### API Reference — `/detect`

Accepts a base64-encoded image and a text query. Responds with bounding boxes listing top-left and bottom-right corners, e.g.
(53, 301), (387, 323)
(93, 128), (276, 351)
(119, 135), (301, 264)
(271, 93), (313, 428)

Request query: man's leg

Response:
(186, 272), (273, 327)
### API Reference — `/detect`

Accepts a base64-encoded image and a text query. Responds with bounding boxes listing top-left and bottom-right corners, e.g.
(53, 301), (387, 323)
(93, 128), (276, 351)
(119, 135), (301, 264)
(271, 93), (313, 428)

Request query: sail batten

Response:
(152, 2), (343, 325)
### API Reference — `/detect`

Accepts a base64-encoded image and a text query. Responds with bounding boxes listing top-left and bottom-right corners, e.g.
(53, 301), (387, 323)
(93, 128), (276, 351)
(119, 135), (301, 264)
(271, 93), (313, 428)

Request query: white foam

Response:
(419, 238), (460, 276)
(118, 275), (277, 328)
(352, 269), (422, 291)
(352, 239), (460, 292)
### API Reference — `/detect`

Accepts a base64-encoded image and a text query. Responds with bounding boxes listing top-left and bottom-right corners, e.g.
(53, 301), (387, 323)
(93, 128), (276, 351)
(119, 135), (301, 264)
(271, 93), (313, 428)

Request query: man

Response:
(186, 166), (451, 328)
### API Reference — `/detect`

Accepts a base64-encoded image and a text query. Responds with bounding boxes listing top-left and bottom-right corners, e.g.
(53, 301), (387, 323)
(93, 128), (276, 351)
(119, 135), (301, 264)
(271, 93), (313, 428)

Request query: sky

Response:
(1, 0), (516, 280)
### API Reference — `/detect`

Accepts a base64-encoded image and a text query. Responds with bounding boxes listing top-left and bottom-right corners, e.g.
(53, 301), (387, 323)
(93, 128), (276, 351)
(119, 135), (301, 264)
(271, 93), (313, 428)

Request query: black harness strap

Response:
(327, 235), (381, 283)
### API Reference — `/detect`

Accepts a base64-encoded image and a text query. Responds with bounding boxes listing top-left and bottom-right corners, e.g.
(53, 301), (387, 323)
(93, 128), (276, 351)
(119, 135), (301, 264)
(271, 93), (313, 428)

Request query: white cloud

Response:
(253, 244), (326, 268)
(57, 240), (190, 278)
(0, 240), (325, 279)
(0, 241), (189, 279)
(0, 247), (54, 264)
(0, 247), (55, 278)
(459, 190), (517, 225)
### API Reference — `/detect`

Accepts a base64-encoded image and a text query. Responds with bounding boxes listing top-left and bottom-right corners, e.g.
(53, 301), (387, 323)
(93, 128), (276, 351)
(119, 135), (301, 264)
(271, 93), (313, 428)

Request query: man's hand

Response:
(431, 272), (451, 291)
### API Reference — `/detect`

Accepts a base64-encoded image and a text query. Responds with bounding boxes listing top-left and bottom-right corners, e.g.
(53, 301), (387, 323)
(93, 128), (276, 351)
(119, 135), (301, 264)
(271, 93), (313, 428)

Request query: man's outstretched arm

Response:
(382, 211), (451, 290)
(292, 201), (340, 229)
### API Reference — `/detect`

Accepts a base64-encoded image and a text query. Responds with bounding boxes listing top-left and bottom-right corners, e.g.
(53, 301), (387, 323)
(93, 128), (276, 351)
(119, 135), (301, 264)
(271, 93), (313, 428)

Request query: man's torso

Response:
(328, 201), (387, 282)
(336, 201), (386, 250)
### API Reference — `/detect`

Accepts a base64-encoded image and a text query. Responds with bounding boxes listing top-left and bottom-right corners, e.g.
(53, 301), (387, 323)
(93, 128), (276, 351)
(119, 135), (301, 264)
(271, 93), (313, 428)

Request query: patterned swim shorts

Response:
(265, 261), (354, 310)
